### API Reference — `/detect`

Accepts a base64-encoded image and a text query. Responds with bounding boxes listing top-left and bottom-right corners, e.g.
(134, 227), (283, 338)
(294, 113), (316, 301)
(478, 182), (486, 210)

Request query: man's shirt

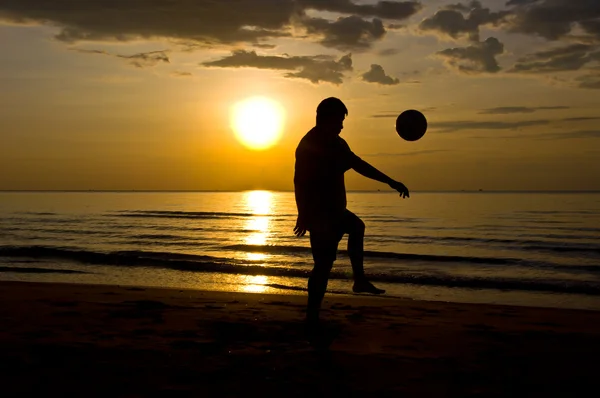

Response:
(294, 127), (361, 225)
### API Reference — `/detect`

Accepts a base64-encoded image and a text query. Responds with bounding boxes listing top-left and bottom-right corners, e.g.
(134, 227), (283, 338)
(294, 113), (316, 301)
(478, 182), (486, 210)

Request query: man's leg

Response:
(306, 228), (340, 324)
(344, 210), (385, 294)
(306, 259), (334, 324)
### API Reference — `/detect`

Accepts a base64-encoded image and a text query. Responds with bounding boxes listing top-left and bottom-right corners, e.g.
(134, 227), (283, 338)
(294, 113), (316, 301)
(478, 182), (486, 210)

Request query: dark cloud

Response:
(371, 113), (401, 118)
(566, 130), (600, 138)
(201, 50), (352, 85)
(561, 116), (600, 122)
(437, 37), (504, 73)
(171, 71), (192, 77)
(379, 48), (400, 56)
(576, 72), (600, 89)
(507, 0), (600, 41)
(419, 1), (510, 42)
(74, 49), (169, 68)
(361, 64), (399, 85)
(75, 49), (108, 55)
(0, 0), (296, 45)
(360, 149), (449, 157)
(387, 23), (405, 30)
(432, 119), (549, 132)
(253, 43), (277, 49)
(445, 3), (471, 13)
(506, 0), (540, 6)
(432, 115), (599, 133)
(299, 1), (422, 20)
(118, 51), (169, 68)
(509, 43), (600, 73)
(580, 19), (600, 37)
(371, 107), (433, 118)
(479, 106), (570, 114)
(0, 0), (421, 50)
(301, 15), (386, 51)
(540, 130), (600, 139)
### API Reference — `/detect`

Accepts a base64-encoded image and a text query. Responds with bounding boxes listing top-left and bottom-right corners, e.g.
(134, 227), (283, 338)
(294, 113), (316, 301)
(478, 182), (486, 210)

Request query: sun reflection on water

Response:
(242, 275), (269, 293)
(243, 191), (273, 262)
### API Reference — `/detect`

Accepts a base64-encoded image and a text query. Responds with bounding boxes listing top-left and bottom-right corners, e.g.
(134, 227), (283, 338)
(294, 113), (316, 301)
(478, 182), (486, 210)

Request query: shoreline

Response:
(3, 264), (600, 311)
(2, 280), (600, 396)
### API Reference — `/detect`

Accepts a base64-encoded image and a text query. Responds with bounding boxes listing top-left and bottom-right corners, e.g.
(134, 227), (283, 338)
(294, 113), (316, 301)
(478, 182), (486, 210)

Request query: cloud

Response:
(507, 0), (600, 41)
(432, 119), (550, 132)
(0, 0), (298, 45)
(509, 43), (600, 73)
(299, 1), (422, 20)
(171, 71), (192, 78)
(506, 0), (539, 6)
(562, 116), (600, 122)
(371, 107), (434, 118)
(566, 130), (600, 138)
(74, 48), (169, 68)
(431, 115), (600, 133)
(361, 64), (399, 85)
(0, 0), (421, 50)
(419, 1), (510, 42)
(576, 72), (600, 89)
(201, 50), (353, 84)
(387, 23), (405, 30)
(581, 19), (600, 37)
(540, 130), (600, 139)
(75, 49), (108, 55)
(437, 37), (504, 73)
(378, 48), (401, 56)
(117, 51), (169, 68)
(479, 106), (570, 114)
(360, 149), (449, 157)
(253, 43), (277, 49)
(371, 114), (401, 118)
(301, 15), (386, 51)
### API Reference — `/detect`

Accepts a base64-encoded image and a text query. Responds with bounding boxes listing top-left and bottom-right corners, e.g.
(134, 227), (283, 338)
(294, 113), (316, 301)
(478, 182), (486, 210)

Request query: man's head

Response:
(316, 97), (347, 136)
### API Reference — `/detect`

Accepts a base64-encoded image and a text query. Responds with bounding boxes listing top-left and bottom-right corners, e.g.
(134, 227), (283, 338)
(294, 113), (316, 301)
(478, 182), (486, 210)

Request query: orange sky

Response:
(1, 0), (599, 191)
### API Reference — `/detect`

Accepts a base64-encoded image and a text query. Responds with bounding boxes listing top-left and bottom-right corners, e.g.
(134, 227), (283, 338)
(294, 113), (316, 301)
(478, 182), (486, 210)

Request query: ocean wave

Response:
(1, 245), (599, 295)
(0, 225), (267, 237)
(1, 217), (84, 224)
(16, 212), (58, 216)
(517, 210), (598, 215)
(223, 244), (519, 265)
(477, 224), (600, 233)
(0, 266), (87, 274)
(114, 210), (294, 219)
(523, 245), (600, 255)
(367, 234), (600, 254)
(362, 216), (423, 223)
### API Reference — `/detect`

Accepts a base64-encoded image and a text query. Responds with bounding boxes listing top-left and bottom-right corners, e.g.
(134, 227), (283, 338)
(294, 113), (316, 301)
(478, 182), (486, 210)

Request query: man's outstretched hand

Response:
(294, 216), (307, 237)
(389, 180), (410, 198)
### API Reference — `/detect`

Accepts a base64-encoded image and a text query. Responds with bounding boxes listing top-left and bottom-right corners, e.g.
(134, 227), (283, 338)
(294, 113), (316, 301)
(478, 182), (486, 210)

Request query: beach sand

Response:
(1, 281), (599, 397)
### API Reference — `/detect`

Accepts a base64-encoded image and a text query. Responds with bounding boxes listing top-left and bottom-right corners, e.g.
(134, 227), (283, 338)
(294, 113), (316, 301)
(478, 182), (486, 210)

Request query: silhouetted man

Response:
(294, 97), (410, 328)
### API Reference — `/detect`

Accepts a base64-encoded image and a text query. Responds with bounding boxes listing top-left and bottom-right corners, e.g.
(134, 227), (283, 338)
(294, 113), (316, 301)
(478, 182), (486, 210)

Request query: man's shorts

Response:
(308, 209), (362, 264)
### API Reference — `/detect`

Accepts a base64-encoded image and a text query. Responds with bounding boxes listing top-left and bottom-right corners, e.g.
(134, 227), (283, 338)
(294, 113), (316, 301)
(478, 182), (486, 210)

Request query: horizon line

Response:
(1, 189), (600, 194)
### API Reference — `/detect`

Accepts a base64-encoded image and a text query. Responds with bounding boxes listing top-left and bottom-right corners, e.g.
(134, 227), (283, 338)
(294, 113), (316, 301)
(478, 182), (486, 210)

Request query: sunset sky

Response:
(1, 0), (599, 191)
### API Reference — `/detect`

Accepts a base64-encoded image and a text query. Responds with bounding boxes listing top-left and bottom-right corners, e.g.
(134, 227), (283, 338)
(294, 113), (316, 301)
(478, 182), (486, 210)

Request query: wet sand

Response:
(1, 280), (599, 397)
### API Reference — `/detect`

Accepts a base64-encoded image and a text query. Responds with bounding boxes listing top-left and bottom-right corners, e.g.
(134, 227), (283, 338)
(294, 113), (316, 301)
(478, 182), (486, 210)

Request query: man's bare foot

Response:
(352, 280), (385, 295)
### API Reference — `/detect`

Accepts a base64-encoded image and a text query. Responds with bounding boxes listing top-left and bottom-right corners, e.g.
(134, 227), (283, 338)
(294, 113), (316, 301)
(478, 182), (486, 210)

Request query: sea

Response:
(1, 191), (599, 310)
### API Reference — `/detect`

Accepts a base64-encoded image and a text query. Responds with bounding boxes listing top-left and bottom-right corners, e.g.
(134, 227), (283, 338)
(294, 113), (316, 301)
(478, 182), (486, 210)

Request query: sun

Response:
(231, 96), (285, 150)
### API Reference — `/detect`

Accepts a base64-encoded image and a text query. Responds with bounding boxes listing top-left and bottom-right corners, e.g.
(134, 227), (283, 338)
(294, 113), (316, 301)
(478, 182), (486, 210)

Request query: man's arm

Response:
(293, 147), (317, 236)
(351, 157), (410, 198)
(294, 180), (310, 219)
(352, 157), (394, 185)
